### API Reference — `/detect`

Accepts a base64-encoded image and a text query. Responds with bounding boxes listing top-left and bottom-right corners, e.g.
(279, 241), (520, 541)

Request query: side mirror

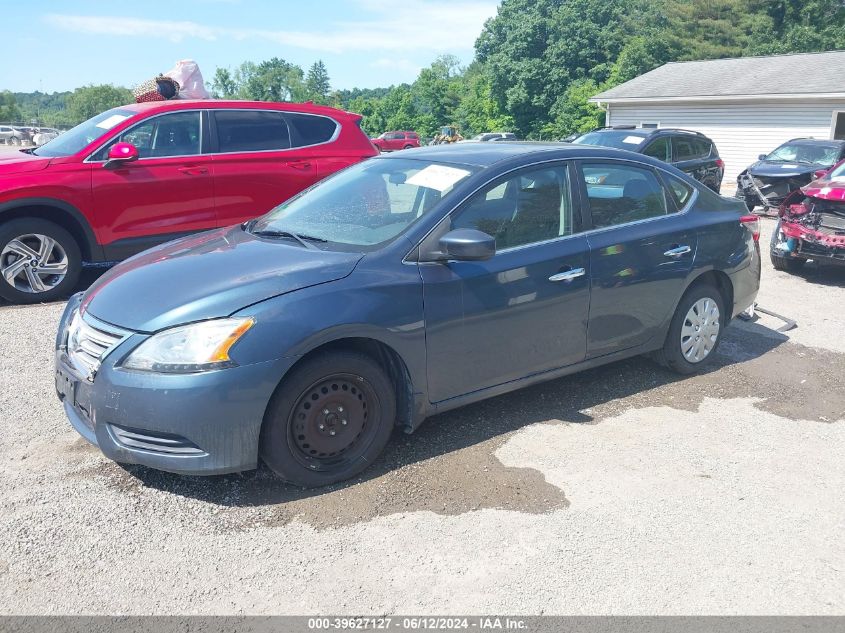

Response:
(813, 169), (829, 180)
(438, 229), (496, 261)
(104, 142), (139, 169)
(758, 154), (768, 161)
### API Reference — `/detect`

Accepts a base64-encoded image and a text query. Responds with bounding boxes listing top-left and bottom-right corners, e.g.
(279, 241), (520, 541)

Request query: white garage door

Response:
(607, 100), (845, 191)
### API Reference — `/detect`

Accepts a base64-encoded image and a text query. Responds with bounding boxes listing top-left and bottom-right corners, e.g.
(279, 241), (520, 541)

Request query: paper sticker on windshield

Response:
(623, 136), (644, 145)
(95, 114), (130, 130)
(407, 165), (471, 192)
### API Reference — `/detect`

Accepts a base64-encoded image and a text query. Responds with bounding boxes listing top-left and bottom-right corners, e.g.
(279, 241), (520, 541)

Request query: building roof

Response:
(591, 51), (845, 103)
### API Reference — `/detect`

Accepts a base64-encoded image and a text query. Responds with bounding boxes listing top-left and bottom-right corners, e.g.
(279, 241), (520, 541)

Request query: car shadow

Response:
(120, 319), (787, 507)
(789, 261), (845, 288)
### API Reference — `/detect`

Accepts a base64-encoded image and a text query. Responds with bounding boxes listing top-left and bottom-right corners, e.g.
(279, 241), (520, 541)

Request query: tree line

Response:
(3, 0), (843, 138)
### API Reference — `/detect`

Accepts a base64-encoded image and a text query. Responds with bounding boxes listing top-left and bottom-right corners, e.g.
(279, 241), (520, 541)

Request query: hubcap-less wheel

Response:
(288, 373), (379, 472)
(680, 297), (720, 363)
(0, 233), (69, 294)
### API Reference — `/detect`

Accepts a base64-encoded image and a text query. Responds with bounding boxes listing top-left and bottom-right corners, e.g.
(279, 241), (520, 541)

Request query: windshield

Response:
(251, 158), (476, 249)
(827, 161), (845, 179)
(32, 108), (136, 157)
(765, 142), (842, 166)
(571, 130), (649, 150)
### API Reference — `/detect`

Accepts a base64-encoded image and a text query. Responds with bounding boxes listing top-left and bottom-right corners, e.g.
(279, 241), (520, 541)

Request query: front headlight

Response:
(122, 317), (254, 374)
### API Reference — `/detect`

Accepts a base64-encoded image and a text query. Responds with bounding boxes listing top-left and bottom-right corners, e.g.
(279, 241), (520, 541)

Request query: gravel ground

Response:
(0, 217), (843, 615)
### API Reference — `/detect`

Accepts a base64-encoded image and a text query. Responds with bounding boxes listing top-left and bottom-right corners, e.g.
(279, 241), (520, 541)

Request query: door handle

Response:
(287, 161), (312, 170)
(663, 245), (691, 257)
(549, 267), (586, 282)
(177, 166), (208, 176)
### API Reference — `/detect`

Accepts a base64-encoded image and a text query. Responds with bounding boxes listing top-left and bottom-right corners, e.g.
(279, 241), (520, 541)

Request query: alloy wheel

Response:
(680, 297), (720, 363)
(0, 233), (69, 294)
(288, 373), (379, 471)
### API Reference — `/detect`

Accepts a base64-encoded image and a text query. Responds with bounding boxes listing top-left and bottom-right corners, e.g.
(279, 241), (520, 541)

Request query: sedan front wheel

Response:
(260, 350), (396, 487)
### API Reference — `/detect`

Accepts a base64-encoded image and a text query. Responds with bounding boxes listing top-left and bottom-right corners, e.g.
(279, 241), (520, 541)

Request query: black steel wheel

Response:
(260, 350), (396, 487)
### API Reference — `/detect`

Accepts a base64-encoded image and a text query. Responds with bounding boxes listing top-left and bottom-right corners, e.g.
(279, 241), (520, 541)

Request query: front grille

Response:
(797, 240), (845, 261)
(751, 176), (793, 204)
(65, 311), (129, 380)
(109, 424), (206, 455)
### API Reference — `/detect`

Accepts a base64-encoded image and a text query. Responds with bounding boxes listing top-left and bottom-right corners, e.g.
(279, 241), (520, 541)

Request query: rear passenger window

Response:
(215, 111), (290, 153)
(665, 174), (694, 208)
(642, 137), (670, 162)
(287, 113), (338, 147)
(674, 136), (711, 161)
(580, 163), (669, 228)
(452, 164), (579, 250)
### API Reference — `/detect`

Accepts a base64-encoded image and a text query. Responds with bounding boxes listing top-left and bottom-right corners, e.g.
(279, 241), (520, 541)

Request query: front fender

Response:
(231, 260), (429, 424)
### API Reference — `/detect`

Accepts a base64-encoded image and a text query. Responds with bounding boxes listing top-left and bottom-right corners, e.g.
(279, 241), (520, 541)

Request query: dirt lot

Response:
(0, 214), (843, 615)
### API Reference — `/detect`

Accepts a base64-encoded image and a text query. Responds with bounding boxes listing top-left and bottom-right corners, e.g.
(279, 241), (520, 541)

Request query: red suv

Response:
(0, 100), (376, 303)
(370, 131), (420, 152)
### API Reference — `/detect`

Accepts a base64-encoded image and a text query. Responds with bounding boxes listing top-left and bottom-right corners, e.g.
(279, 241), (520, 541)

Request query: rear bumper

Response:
(728, 244), (761, 317)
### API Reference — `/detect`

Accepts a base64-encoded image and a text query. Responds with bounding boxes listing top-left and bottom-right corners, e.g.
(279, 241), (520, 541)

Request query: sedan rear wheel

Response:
(260, 350), (396, 487)
(680, 298), (720, 363)
(655, 283), (725, 375)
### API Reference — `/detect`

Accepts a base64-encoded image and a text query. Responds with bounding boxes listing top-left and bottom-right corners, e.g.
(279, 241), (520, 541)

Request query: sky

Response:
(0, 0), (501, 94)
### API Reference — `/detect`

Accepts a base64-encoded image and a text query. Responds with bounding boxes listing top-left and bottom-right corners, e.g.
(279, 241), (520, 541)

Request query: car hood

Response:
(746, 161), (822, 178)
(81, 225), (364, 333)
(803, 175), (845, 201)
(0, 151), (52, 176)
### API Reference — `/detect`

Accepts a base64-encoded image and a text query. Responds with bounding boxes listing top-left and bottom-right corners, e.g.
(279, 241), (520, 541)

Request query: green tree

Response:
(305, 60), (331, 104)
(0, 91), (22, 122)
(236, 58), (306, 102)
(65, 85), (132, 125)
(210, 68), (238, 99)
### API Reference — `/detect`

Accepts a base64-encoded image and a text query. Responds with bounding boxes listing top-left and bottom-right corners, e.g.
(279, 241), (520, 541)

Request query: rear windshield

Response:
(572, 130), (649, 150)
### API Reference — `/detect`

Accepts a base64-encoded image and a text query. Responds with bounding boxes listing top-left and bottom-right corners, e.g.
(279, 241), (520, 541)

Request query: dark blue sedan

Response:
(55, 143), (761, 487)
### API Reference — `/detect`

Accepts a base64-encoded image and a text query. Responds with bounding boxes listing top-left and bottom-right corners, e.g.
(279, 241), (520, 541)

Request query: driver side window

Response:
(93, 112), (201, 160)
(452, 163), (579, 250)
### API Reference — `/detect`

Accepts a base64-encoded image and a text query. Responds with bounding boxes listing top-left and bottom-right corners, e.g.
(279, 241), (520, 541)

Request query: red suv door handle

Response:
(177, 166), (208, 176)
(286, 161), (312, 170)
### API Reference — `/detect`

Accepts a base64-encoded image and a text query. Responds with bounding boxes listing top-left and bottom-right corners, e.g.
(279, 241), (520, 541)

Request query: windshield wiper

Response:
(251, 228), (327, 249)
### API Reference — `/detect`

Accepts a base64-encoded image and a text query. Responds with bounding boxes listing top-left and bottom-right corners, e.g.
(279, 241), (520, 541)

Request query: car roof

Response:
(587, 127), (709, 139)
(117, 99), (358, 118)
(377, 142), (654, 168)
(781, 138), (845, 147)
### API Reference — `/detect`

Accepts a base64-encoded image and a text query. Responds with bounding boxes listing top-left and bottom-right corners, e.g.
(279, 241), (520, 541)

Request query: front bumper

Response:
(776, 220), (845, 264)
(55, 305), (297, 476)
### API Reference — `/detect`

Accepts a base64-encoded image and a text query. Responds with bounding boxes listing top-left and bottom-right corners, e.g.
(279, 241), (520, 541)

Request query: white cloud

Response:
(43, 1), (498, 54)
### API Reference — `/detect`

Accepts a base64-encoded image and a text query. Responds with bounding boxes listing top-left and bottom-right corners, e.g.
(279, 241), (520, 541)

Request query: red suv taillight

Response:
(715, 158), (725, 169)
(740, 215), (760, 241)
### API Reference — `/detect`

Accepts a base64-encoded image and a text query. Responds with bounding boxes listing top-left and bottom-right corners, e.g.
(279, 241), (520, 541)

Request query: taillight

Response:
(715, 158), (725, 169)
(740, 215), (760, 241)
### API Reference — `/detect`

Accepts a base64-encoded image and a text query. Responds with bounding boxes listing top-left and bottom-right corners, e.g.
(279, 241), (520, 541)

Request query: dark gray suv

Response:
(571, 127), (725, 192)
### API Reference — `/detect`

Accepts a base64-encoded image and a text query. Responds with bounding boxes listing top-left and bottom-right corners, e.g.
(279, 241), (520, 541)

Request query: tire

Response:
(769, 220), (806, 272)
(8, 136), (20, 146)
(403, 144), (414, 150)
(260, 350), (396, 487)
(655, 284), (725, 375)
(0, 218), (82, 304)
